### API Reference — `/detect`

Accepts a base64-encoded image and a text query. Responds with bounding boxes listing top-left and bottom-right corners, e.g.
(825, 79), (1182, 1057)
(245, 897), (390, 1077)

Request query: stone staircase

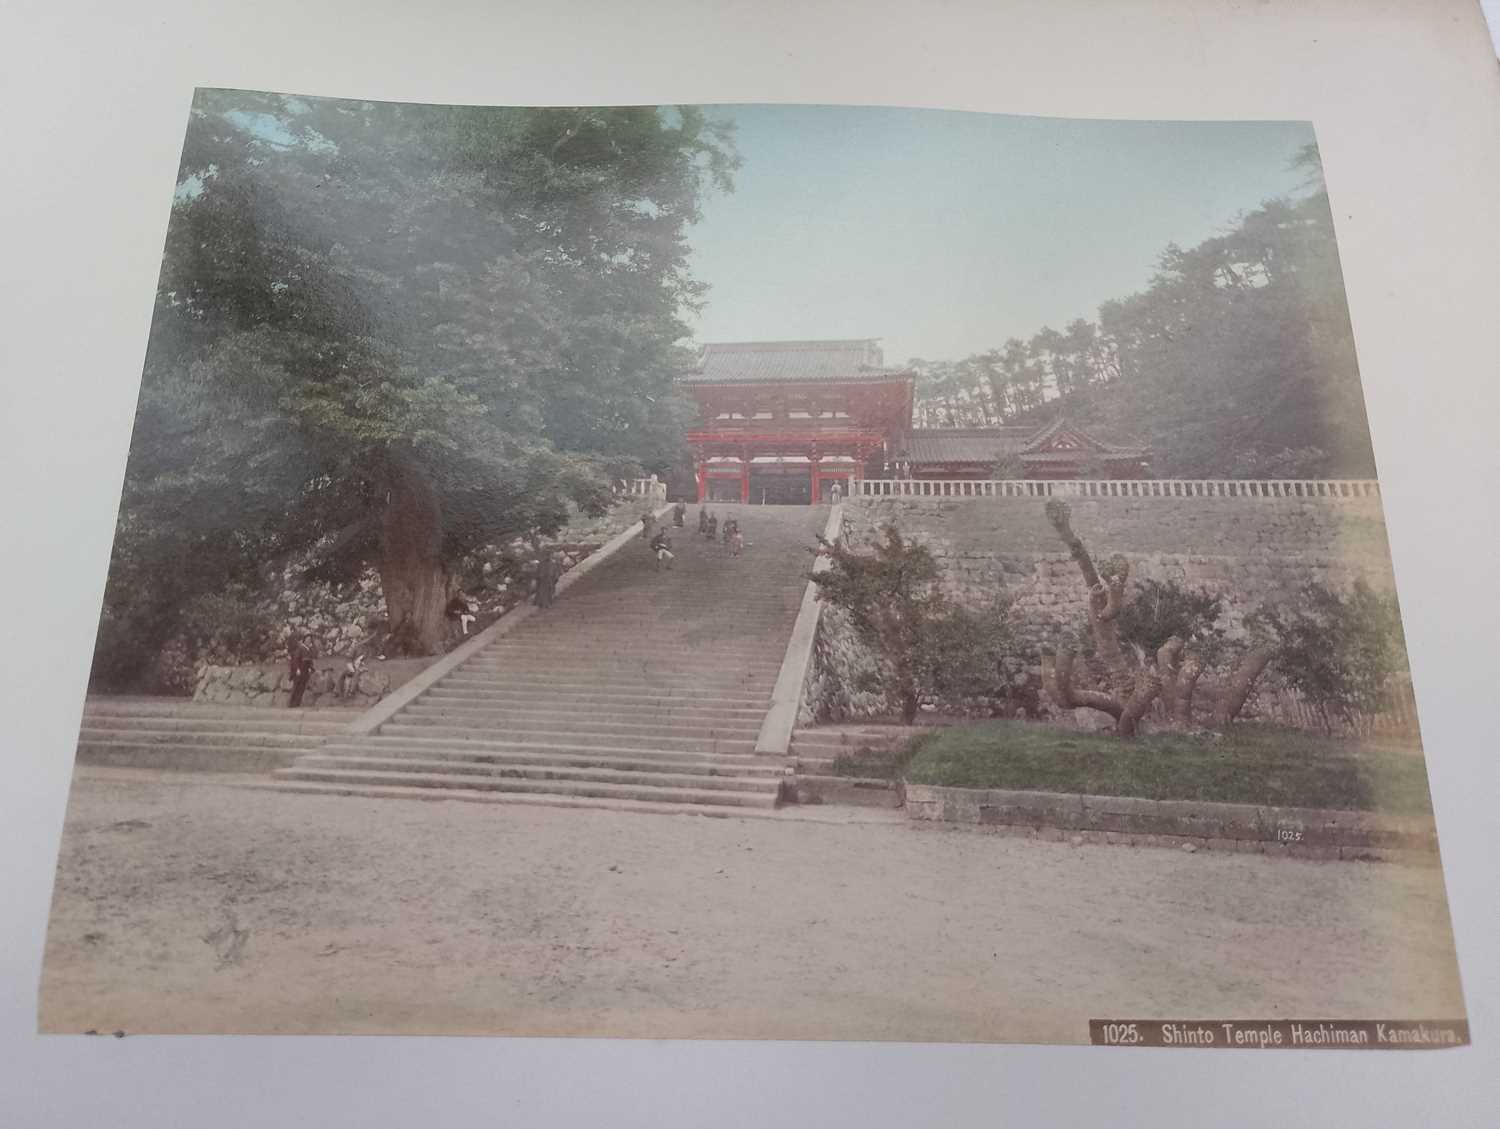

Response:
(76, 697), (360, 773)
(271, 504), (829, 814)
(788, 724), (926, 807)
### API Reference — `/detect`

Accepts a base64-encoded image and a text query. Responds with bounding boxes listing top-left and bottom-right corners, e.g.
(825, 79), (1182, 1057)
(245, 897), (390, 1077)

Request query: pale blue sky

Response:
(685, 105), (1317, 362)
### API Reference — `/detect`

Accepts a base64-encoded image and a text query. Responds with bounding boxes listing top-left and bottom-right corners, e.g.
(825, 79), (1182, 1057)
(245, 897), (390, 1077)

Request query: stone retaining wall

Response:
(805, 494), (1404, 723)
(903, 783), (1438, 864)
(848, 494), (1396, 639)
(194, 663), (396, 708)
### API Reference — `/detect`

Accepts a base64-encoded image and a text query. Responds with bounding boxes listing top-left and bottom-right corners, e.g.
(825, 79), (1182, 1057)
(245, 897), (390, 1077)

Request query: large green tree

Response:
(906, 145), (1377, 479)
(105, 92), (736, 670)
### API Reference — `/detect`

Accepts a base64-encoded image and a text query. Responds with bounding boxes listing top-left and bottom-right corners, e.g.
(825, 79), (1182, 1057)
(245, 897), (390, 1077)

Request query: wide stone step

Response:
(496, 629), (797, 645)
(449, 671), (780, 691)
(290, 754), (779, 793)
(791, 731), (917, 751)
(394, 710), (761, 740)
(481, 640), (786, 657)
(443, 668), (777, 689)
(77, 726), (322, 749)
(418, 691), (770, 714)
(337, 732), (770, 763)
(76, 740), (302, 772)
(498, 613), (801, 630)
(525, 590), (801, 601)
(259, 779), (787, 820)
(80, 715), (351, 737)
(376, 721), (757, 754)
(82, 699), (360, 722)
(460, 658), (785, 677)
(315, 739), (784, 776)
(404, 699), (769, 723)
(426, 681), (770, 705)
(273, 767), (780, 808)
(797, 771), (895, 789)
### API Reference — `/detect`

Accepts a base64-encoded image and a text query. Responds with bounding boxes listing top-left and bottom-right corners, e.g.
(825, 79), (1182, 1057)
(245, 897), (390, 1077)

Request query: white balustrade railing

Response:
(854, 478), (1382, 501)
(621, 478), (668, 502)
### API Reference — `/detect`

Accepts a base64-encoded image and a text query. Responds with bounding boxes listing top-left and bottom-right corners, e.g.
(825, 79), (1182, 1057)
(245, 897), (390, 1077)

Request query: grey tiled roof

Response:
(1020, 448), (1150, 463)
(1020, 416), (1149, 457)
(906, 428), (1035, 463)
(905, 421), (1151, 466)
(684, 340), (912, 384)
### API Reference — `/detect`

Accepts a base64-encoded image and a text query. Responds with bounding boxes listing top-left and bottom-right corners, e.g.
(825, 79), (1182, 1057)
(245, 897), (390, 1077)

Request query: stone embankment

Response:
(903, 783), (1439, 864)
(805, 492), (1401, 723)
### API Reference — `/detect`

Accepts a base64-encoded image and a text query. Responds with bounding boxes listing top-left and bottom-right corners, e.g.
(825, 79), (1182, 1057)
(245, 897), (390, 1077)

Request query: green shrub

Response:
(1114, 578), (1224, 659)
(811, 523), (1019, 721)
(1248, 580), (1406, 721)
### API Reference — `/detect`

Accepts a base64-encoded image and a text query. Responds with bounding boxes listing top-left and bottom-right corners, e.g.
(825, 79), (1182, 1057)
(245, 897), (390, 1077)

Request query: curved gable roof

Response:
(684, 339), (913, 385)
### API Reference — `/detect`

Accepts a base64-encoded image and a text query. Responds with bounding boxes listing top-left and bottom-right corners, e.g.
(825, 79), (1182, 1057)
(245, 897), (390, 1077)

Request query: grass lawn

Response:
(901, 721), (1433, 816)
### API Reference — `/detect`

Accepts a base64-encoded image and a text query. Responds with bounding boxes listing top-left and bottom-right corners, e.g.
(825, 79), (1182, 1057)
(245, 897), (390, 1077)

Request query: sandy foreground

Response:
(37, 768), (1466, 1043)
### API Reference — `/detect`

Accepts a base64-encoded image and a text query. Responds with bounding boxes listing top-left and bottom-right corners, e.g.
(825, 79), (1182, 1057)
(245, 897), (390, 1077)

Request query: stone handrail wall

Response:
(756, 503), (844, 756)
(857, 478), (1382, 500)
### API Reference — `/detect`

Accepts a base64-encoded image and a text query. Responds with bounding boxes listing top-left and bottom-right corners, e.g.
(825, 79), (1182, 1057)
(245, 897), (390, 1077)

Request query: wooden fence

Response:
(1249, 676), (1422, 741)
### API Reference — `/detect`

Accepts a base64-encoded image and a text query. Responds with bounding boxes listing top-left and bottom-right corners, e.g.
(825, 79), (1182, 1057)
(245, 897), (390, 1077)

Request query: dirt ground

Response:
(37, 768), (1466, 1043)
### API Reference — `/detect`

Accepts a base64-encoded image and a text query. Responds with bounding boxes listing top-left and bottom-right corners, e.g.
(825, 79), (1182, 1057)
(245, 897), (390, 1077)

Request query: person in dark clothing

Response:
(641, 511), (658, 544)
(697, 506), (708, 534)
(534, 550), (560, 608)
(287, 633), (315, 708)
(672, 501), (687, 527)
(705, 513), (718, 540)
(650, 528), (675, 570)
(446, 592), (477, 636)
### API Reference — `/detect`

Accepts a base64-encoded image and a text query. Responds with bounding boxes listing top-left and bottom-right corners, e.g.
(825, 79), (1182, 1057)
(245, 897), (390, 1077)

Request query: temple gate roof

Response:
(684, 339), (912, 385)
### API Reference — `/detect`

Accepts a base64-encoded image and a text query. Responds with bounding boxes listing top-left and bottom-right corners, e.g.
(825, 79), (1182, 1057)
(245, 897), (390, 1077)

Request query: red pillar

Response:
(809, 457), (821, 505)
(695, 461), (706, 503)
(740, 460), (750, 504)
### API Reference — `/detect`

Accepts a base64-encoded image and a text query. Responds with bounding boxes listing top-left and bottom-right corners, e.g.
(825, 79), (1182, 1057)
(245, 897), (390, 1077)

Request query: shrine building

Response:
(679, 339), (1149, 504)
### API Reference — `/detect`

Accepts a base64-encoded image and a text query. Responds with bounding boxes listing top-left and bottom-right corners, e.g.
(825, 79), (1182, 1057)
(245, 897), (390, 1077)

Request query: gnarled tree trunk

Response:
(379, 465), (453, 655)
(1042, 500), (1162, 736)
(1041, 650), (1123, 721)
(1157, 636), (1205, 726)
(1213, 644), (1275, 726)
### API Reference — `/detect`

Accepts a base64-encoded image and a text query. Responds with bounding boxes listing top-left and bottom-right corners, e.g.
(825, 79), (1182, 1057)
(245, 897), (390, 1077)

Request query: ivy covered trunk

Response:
(380, 467), (452, 655)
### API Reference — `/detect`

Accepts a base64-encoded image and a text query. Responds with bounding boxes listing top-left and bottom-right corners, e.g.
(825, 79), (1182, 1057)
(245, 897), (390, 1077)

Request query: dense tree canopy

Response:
(910, 146), (1377, 478)
(99, 92), (737, 675)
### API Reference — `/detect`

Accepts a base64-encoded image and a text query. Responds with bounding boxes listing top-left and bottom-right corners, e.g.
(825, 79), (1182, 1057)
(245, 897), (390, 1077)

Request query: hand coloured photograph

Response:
(38, 92), (1467, 1044)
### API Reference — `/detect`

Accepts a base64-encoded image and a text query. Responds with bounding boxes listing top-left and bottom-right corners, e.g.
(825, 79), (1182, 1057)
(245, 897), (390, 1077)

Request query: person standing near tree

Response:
(672, 500), (686, 527)
(446, 591), (477, 636)
(641, 510), (658, 544)
(534, 549), (560, 608)
(287, 631), (316, 708)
